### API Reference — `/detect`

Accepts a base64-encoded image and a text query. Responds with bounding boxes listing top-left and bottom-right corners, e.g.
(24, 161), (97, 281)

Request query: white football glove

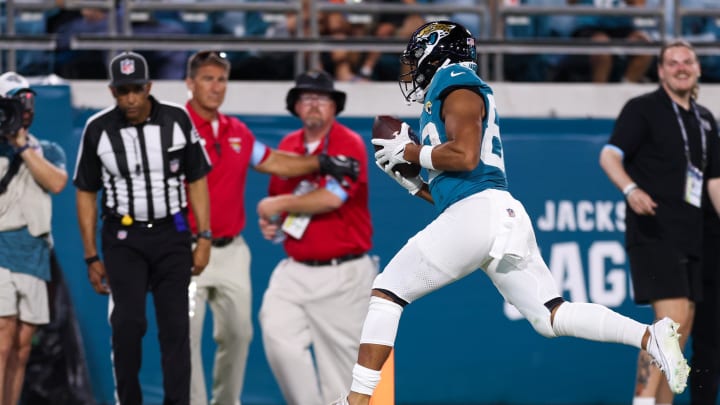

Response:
(375, 161), (424, 195)
(371, 122), (413, 171)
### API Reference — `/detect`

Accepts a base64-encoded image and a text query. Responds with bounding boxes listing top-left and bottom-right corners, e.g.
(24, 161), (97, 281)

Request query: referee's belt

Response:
(103, 213), (175, 228)
(296, 253), (366, 267)
(192, 235), (236, 248)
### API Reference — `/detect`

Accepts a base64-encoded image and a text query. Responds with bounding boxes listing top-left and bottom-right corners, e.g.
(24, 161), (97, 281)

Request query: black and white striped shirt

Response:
(73, 96), (211, 221)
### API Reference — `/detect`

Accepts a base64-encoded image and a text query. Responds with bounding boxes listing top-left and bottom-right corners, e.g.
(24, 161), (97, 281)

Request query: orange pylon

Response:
(369, 350), (394, 405)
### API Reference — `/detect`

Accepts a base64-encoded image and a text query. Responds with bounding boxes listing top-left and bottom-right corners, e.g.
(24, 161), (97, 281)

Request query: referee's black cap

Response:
(109, 51), (149, 87)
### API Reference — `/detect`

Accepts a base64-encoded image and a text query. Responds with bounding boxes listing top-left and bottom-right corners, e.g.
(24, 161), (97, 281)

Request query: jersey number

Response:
(420, 94), (505, 173)
(480, 94), (505, 171)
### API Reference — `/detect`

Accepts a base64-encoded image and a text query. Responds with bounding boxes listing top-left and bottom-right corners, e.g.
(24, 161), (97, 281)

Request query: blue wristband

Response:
(15, 144), (30, 154)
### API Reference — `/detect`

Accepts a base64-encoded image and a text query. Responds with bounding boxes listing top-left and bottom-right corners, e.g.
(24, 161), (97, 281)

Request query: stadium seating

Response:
(1, 0), (719, 82)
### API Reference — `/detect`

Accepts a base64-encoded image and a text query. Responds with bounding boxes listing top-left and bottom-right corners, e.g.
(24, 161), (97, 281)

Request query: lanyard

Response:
(671, 101), (707, 171)
(304, 129), (330, 156)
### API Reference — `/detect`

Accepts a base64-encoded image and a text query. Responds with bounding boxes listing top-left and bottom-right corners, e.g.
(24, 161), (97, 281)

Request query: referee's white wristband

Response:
(622, 182), (638, 197)
(419, 145), (435, 170)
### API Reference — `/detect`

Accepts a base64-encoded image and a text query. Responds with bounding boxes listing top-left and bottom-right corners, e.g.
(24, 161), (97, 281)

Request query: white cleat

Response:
(646, 317), (691, 394)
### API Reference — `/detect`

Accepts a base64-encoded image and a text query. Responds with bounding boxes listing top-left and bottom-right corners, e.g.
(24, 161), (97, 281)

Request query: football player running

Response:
(334, 20), (690, 405)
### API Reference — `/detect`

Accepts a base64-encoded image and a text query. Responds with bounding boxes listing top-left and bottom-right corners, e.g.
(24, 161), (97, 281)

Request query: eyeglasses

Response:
(298, 94), (333, 105)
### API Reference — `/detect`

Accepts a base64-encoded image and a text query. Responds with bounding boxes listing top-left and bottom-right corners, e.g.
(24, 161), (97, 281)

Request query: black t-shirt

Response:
(609, 87), (720, 256)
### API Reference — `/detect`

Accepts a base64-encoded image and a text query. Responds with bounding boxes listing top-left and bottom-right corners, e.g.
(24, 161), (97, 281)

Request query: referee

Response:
(73, 51), (211, 405)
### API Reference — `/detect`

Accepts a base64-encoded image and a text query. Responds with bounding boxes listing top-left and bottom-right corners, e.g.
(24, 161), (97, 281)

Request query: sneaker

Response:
(646, 317), (690, 394)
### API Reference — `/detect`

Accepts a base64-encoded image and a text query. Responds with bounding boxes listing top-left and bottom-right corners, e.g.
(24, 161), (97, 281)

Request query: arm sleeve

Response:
(249, 139), (270, 167)
(324, 176), (349, 202)
(319, 129), (368, 198)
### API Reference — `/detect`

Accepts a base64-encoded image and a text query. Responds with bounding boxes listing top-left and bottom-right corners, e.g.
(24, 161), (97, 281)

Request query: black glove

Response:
(318, 154), (360, 185)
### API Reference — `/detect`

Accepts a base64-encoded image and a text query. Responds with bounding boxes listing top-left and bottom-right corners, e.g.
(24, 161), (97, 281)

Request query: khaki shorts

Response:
(0, 266), (49, 325)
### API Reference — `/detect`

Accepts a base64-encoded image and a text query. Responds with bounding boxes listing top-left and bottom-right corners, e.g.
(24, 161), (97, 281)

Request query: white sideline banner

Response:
(69, 80), (720, 119)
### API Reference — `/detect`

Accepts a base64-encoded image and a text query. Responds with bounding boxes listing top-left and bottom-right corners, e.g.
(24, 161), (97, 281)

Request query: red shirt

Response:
(185, 102), (255, 237)
(269, 121), (372, 261)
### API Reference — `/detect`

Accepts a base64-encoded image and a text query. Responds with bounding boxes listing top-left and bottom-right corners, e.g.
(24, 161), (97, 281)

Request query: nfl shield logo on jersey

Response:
(120, 58), (135, 75)
(170, 158), (180, 173)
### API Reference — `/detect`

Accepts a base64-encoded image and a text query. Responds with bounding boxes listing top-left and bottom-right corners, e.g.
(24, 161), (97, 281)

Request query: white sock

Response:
(552, 302), (647, 348)
(632, 397), (655, 405)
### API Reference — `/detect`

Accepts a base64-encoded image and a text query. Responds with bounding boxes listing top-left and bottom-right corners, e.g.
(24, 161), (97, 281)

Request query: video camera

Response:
(0, 97), (24, 138)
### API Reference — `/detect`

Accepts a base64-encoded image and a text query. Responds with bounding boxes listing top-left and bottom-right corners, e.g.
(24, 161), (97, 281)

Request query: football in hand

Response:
(371, 115), (422, 178)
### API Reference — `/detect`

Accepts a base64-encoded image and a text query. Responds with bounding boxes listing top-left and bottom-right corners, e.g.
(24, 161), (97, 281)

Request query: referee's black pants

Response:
(690, 229), (720, 405)
(102, 219), (193, 405)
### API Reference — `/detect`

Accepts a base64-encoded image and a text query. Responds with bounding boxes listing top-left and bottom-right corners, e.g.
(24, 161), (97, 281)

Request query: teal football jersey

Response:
(419, 63), (508, 213)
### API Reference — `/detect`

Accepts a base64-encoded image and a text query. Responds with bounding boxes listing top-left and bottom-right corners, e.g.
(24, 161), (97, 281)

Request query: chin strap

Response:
(407, 87), (425, 104)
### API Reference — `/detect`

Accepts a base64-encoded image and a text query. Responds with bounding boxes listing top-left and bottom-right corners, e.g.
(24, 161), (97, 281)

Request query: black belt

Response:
(297, 253), (365, 267)
(103, 213), (175, 228)
(192, 235), (236, 248)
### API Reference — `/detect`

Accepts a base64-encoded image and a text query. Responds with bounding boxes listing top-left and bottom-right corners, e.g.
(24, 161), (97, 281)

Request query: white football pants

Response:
(374, 189), (560, 334)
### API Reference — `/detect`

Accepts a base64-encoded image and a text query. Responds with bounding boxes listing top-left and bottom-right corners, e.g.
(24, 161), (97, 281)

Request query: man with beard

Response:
(184, 52), (359, 405)
(256, 70), (376, 405)
(600, 40), (720, 405)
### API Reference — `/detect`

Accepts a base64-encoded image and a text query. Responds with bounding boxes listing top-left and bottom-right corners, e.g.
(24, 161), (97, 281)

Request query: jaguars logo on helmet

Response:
(399, 20), (477, 104)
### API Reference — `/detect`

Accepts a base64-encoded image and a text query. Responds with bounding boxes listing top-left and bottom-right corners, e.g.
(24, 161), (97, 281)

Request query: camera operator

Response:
(0, 71), (67, 405)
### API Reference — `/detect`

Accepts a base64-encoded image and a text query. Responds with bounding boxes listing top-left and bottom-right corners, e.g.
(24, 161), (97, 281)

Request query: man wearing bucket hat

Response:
(0, 71), (68, 405)
(183, 51), (360, 405)
(256, 70), (377, 405)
